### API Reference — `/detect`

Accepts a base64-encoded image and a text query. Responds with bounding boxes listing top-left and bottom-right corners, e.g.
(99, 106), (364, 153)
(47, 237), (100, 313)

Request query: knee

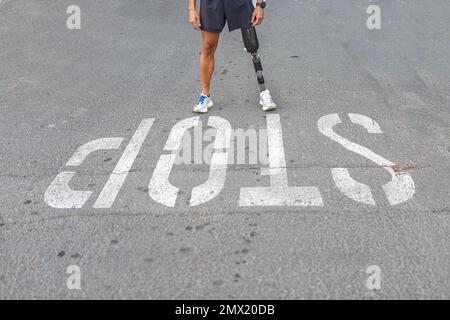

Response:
(202, 41), (217, 57)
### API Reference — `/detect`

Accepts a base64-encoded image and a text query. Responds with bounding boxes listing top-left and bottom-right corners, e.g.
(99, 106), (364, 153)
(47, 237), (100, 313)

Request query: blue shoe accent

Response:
(197, 94), (208, 106)
(194, 93), (213, 113)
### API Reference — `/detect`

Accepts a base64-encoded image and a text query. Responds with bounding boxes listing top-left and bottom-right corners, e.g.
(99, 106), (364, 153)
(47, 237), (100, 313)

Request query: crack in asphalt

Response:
(0, 163), (432, 180)
(1, 207), (449, 228)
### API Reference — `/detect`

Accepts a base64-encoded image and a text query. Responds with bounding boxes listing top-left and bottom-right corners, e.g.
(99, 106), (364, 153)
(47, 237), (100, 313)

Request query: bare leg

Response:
(200, 31), (220, 96)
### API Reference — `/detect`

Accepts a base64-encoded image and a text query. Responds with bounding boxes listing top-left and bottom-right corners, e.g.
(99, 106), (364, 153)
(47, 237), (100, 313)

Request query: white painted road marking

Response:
(318, 113), (415, 205)
(148, 117), (199, 207)
(190, 116), (232, 206)
(148, 153), (179, 207)
(331, 168), (376, 205)
(45, 137), (124, 208)
(44, 172), (93, 209)
(65, 138), (124, 167)
(94, 118), (154, 208)
(45, 113), (416, 209)
(164, 117), (200, 151)
(239, 114), (324, 207)
(149, 116), (232, 207)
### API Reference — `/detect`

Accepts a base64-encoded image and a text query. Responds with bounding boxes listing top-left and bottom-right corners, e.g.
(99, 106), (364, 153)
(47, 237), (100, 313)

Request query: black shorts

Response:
(200, 0), (254, 33)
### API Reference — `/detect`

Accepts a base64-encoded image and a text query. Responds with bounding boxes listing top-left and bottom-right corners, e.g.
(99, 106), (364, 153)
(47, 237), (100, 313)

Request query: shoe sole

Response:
(193, 100), (214, 113)
(260, 100), (277, 111)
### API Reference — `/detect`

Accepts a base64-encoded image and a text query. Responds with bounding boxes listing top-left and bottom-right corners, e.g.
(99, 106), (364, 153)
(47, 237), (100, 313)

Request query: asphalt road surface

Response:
(1, 0), (449, 299)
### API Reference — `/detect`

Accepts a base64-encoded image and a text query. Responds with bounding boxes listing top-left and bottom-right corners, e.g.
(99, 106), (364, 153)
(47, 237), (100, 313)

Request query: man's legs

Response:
(200, 30), (220, 96)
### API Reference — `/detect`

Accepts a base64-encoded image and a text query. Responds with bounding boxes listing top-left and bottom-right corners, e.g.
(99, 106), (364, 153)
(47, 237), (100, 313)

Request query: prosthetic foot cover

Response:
(241, 27), (266, 92)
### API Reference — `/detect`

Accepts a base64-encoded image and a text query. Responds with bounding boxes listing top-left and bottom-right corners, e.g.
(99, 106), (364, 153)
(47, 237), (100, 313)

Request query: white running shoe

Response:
(259, 89), (277, 111)
(193, 93), (214, 113)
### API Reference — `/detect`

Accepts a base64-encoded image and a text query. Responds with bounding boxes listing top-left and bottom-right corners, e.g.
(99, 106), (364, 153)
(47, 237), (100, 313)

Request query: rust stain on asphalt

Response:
(391, 163), (431, 173)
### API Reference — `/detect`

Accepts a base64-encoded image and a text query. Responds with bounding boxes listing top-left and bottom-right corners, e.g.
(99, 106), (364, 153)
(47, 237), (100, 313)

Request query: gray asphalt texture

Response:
(1, 0), (449, 299)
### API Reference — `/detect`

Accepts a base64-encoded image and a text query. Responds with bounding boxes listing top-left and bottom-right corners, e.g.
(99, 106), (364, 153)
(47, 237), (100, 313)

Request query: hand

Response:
(189, 9), (201, 31)
(251, 7), (264, 27)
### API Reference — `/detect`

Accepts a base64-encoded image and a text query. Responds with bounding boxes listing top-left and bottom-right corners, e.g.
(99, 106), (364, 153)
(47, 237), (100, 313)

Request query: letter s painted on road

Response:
(318, 113), (415, 205)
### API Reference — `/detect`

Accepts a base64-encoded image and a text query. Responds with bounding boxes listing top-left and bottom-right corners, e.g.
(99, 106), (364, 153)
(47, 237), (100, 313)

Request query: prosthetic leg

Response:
(241, 27), (266, 92)
(241, 27), (276, 110)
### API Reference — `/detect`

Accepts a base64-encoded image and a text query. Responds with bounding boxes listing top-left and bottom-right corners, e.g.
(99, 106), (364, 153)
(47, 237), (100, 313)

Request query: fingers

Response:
(191, 21), (200, 31)
(251, 12), (258, 27)
(195, 15), (202, 30)
(252, 17), (263, 27)
(189, 11), (201, 31)
(189, 19), (196, 30)
(251, 11), (264, 27)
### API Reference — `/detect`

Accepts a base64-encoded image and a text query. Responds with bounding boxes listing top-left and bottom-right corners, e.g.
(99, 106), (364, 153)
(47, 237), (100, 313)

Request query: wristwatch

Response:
(256, 1), (266, 9)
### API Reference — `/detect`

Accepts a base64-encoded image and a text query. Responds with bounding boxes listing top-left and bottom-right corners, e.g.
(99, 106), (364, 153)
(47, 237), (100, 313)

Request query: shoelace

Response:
(261, 92), (274, 104)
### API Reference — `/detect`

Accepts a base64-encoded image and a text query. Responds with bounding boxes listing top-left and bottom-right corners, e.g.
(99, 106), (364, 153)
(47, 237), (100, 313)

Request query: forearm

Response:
(189, 0), (196, 11)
